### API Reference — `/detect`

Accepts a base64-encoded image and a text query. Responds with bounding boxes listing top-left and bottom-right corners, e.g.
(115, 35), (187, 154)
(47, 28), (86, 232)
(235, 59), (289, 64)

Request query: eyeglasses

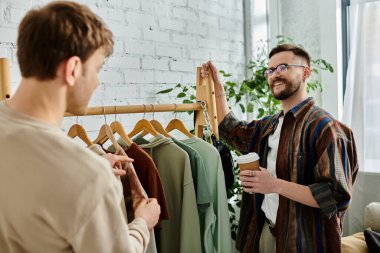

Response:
(263, 63), (307, 78)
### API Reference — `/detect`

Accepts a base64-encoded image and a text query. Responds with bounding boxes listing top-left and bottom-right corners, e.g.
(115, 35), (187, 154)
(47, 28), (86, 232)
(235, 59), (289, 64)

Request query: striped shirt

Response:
(219, 98), (359, 253)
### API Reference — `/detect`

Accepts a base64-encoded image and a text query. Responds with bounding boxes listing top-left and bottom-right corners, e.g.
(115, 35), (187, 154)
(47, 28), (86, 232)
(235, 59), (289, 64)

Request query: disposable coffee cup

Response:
(236, 152), (260, 171)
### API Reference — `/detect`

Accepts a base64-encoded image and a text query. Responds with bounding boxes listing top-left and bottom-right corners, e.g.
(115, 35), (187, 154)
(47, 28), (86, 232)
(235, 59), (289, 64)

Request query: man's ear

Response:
(303, 66), (311, 82)
(64, 56), (82, 87)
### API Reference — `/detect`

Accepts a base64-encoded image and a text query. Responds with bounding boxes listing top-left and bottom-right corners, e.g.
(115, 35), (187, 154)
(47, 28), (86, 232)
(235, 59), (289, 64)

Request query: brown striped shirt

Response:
(219, 98), (359, 253)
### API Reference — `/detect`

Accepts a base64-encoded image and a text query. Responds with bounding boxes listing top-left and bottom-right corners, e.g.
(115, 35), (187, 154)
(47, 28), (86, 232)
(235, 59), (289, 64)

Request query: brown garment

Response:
(115, 147), (148, 211)
(124, 143), (170, 222)
(89, 144), (147, 210)
(89, 143), (158, 253)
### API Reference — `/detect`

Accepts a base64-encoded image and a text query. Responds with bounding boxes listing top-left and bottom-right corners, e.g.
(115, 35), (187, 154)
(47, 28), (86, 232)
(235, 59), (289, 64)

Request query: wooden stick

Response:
(195, 67), (206, 138)
(64, 103), (202, 117)
(195, 66), (219, 140)
(206, 67), (219, 139)
(0, 58), (11, 100)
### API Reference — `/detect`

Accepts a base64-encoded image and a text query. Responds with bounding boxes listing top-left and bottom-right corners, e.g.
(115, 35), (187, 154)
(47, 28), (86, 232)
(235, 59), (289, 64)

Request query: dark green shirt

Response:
(133, 135), (202, 253)
(172, 138), (213, 253)
(172, 138), (212, 207)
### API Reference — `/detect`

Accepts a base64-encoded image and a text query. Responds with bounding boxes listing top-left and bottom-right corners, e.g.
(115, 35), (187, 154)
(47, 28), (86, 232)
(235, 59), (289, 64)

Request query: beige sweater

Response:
(0, 103), (149, 253)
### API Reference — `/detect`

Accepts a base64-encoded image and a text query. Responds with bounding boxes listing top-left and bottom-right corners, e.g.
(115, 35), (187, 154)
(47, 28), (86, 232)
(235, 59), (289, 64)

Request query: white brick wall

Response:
(0, 0), (246, 134)
(156, 45), (182, 58)
(141, 56), (169, 71)
(108, 57), (140, 69)
(280, 1), (323, 106)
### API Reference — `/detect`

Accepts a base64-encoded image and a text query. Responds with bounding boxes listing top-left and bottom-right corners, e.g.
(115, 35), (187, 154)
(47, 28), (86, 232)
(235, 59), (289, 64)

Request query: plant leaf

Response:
(247, 103), (254, 113)
(183, 99), (193, 104)
(177, 92), (186, 98)
(156, 88), (173, 94)
(239, 104), (245, 113)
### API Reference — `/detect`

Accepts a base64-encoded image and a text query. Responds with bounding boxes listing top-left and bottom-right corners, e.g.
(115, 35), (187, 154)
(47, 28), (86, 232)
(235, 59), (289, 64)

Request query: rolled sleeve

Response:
(310, 124), (358, 219)
(309, 182), (337, 218)
(218, 111), (261, 154)
(219, 111), (242, 139)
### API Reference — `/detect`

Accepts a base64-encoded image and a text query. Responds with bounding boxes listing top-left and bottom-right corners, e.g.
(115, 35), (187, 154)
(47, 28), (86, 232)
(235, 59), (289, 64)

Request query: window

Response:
(362, 1), (380, 172)
(343, 0), (380, 172)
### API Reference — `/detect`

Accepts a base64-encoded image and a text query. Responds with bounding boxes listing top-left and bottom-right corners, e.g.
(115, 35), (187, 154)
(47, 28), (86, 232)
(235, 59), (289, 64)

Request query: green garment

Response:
(172, 138), (212, 206)
(127, 135), (202, 253)
(172, 138), (213, 253)
(181, 137), (233, 253)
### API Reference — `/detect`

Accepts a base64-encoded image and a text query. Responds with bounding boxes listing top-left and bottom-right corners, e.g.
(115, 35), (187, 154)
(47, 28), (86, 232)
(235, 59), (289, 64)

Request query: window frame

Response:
(341, 0), (350, 99)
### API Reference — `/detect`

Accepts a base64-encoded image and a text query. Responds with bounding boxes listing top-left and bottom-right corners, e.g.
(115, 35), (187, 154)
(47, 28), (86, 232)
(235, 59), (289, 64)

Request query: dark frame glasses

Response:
(264, 63), (308, 78)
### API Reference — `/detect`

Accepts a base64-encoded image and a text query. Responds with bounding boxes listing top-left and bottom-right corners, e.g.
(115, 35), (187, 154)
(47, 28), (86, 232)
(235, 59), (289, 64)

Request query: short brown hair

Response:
(17, 1), (114, 80)
(269, 44), (311, 66)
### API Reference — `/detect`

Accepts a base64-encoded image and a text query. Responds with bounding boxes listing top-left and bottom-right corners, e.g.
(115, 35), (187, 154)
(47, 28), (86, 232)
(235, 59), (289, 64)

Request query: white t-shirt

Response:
(0, 103), (149, 253)
(261, 116), (283, 225)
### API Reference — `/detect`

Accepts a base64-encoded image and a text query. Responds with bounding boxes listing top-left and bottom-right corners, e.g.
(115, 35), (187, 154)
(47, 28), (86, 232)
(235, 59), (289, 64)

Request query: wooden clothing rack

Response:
(0, 58), (219, 139)
(0, 59), (11, 101)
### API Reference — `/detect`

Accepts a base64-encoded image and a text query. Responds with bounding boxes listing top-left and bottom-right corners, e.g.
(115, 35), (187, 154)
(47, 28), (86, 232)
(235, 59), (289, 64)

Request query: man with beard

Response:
(201, 44), (358, 253)
(0, 1), (160, 252)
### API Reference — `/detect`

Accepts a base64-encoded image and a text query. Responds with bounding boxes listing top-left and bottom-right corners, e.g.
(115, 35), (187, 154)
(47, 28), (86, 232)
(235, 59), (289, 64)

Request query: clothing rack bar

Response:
(0, 58), (11, 100)
(0, 60), (219, 140)
(64, 103), (202, 117)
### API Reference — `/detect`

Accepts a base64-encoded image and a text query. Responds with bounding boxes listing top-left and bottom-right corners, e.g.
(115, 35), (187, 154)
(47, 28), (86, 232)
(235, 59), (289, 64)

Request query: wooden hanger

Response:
(128, 105), (159, 138)
(100, 105), (133, 146)
(150, 120), (171, 137)
(94, 124), (123, 150)
(93, 123), (112, 145)
(165, 106), (193, 138)
(92, 107), (127, 151)
(140, 105), (171, 138)
(93, 123), (127, 153)
(166, 119), (193, 138)
(110, 121), (133, 146)
(102, 105), (134, 146)
(128, 119), (159, 138)
(67, 118), (93, 146)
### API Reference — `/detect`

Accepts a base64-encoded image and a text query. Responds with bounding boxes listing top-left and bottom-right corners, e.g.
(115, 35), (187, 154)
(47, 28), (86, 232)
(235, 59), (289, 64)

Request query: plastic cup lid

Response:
(236, 152), (260, 164)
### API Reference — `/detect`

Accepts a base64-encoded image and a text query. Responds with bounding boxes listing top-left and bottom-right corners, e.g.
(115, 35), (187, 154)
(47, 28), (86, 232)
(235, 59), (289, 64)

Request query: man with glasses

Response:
(201, 44), (358, 253)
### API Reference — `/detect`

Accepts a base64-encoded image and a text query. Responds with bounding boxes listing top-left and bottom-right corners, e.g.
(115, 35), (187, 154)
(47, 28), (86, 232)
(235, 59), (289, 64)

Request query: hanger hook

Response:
(143, 104), (146, 119)
(114, 105), (117, 122)
(173, 103), (177, 119)
(151, 104), (155, 119)
(103, 106), (107, 124)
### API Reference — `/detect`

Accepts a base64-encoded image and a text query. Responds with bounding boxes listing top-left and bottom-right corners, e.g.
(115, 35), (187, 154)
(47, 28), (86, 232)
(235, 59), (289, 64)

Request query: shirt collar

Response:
(271, 97), (314, 126)
(289, 97), (314, 119)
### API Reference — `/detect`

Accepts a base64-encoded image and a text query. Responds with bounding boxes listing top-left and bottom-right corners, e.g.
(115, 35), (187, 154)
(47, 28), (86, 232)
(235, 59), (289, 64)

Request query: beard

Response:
(66, 100), (88, 115)
(270, 77), (302, 100)
(65, 77), (91, 116)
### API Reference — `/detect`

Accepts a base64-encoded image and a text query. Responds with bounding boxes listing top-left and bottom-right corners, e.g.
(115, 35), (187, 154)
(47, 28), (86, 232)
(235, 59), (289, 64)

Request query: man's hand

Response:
(240, 167), (278, 194)
(201, 61), (223, 88)
(134, 198), (161, 230)
(102, 153), (134, 176)
(240, 167), (320, 207)
(201, 60), (231, 123)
